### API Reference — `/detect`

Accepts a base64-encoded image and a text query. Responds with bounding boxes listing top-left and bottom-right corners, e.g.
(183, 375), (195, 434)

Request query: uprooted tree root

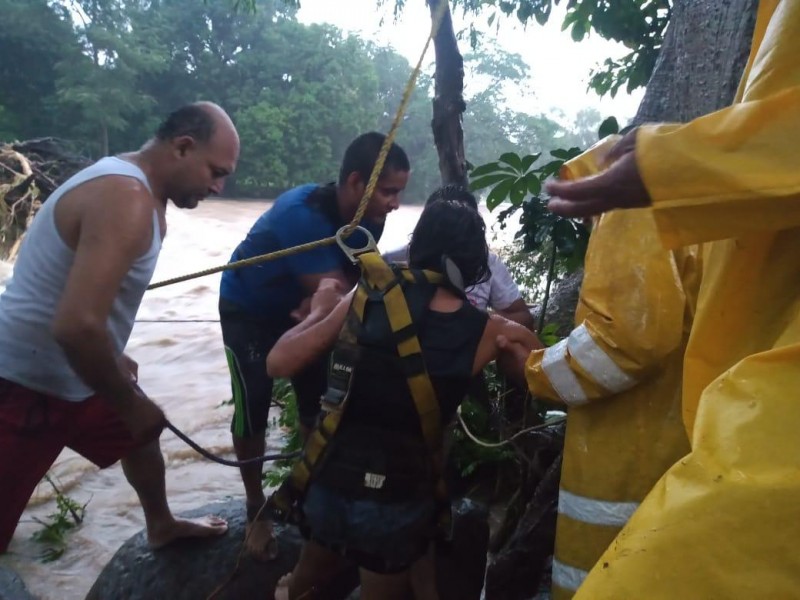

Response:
(0, 138), (91, 259)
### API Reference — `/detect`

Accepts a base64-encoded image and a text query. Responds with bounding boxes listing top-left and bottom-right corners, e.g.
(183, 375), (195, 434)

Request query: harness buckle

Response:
(336, 225), (378, 264)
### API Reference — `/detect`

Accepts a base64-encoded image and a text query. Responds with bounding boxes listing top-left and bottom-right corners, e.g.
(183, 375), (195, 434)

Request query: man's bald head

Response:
(156, 101), (236, 145)
(151, 101), (240, 209)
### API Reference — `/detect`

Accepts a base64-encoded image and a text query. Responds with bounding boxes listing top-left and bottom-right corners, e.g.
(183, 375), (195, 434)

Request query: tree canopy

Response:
(0, 0), (604, 200)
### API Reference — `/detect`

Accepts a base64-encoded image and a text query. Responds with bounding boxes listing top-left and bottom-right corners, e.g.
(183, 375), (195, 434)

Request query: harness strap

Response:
(268, 251), (452, 536)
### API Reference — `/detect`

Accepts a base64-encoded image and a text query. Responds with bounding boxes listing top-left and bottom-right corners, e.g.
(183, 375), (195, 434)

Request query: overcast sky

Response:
(296, 0), (645, 124)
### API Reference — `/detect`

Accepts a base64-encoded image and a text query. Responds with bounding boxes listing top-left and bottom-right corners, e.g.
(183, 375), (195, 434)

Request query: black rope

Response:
(165, 420), (300, 467)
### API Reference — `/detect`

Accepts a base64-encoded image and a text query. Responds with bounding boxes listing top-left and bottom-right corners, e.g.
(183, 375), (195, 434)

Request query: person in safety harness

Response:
(503, 2), (800, 597)
(266, 198), (542, 599)
(501, 138), (701, 599)
(0, 102), (237, 554)
(218, 132), (409, 561)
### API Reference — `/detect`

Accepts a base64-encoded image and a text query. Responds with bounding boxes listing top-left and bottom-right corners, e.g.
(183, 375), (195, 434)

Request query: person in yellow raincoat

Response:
(535, 1), (800, 597)
(517, 144), (700, 599)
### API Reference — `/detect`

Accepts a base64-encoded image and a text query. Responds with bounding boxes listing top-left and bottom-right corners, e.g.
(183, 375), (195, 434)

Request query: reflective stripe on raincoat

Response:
(576, 1), (800, 597)
(524, 147), (700, 599)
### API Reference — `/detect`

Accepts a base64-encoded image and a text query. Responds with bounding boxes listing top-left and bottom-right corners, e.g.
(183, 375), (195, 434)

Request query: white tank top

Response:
(0, 157), (161, 401)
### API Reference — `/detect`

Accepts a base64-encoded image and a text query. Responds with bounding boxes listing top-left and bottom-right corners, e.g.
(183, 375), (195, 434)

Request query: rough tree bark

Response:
(633, 0), (759, 126)
(427, 0), (468, 187)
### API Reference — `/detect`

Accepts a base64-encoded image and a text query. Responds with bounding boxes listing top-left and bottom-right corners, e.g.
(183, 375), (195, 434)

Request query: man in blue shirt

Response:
(218, 132), (410, 560)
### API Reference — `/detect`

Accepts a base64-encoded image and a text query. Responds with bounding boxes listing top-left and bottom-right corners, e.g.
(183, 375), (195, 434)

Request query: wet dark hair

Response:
(155, 104), (215, 143)
(408, 199), (490, 288)
(338, 132), (410, 185)
(424, 184), (479, 210)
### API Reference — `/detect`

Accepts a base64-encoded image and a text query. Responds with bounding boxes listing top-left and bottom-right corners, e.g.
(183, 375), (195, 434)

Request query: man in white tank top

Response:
(0, 102), (239, 553)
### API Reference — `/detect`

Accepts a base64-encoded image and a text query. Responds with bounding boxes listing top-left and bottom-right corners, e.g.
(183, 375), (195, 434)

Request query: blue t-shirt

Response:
(220, 184), (382, 322)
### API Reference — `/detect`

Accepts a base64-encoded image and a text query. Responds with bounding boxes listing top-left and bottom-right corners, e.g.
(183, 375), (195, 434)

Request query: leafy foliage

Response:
(31, 475), (88, 563)
(472, 116), (619, 329)
(262, 379), (303, 488)
(471, 146), (589, 269)
(386, 0), (671, 97)
(0, 0), (609, 201)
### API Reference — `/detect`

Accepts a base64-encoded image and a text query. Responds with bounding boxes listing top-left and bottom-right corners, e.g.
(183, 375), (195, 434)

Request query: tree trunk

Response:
(101, 120), (109, 157)
(427, 0), (468, 187)
(544, 0), (758, 336)
(633, 0), (759, 126)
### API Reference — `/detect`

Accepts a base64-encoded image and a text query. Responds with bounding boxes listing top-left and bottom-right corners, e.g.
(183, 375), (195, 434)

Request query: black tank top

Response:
(315, 294), (489, 499)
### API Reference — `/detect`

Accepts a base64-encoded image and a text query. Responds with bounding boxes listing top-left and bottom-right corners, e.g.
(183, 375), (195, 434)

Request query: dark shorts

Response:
(219, 300), (327, 435)
(303, 482), (436, 574)
(0, 378), (142, 553)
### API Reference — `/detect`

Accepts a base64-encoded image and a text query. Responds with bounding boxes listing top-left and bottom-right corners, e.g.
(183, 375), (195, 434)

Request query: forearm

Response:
(525, 317), (675, 407)
(497, 306), (534, 330)
(638, 86), (800, 247)
(267, 308), (342, 378)
(54, 321), (138, 406)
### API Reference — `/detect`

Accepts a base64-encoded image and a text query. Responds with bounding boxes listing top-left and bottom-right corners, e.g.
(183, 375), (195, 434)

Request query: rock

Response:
(0, 566), (34, 600)
(85, 500), (309, 600)
(87, 498), (489, 600)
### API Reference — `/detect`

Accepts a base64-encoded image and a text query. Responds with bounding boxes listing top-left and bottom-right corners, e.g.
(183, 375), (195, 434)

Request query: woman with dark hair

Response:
(384, 185), (534, 329)
(267, 199), (541, 599)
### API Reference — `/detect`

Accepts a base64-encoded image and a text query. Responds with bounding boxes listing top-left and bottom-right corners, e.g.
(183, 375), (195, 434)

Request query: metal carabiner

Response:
(335, 225), (378, 264)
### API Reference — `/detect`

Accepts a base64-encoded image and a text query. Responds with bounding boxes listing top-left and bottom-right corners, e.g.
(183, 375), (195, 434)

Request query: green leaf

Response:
(598, 116), (620, 140)
(570, 19), (588, 42)
(469, 161), (504, 178)
(486, 178), (515, 210)
(520, 152), (541, 172)
(539, 159), (565, 177)
(510, 177), (528, 206)
(469, 172), (516, 192)
(499, 152), (524, 172)
(526, 173), (542, 195)
(549, 148), (572, 160)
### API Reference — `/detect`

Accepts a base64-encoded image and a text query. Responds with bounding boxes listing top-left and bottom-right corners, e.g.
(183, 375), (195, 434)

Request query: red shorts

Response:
(0, 377), (142, 553)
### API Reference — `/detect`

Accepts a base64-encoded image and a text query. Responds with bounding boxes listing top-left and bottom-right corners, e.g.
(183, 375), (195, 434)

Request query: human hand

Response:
(546, 128), (651, 218)
(309, 279), (346, 315)
(118, 353), (139, 383)
(495, 334), (535, 389)
(117, 385), (166, 444)
(290, 297), (312, 323)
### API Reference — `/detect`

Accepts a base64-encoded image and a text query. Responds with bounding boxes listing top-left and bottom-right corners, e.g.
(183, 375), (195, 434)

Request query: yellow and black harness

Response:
(267, 226), (460, 538)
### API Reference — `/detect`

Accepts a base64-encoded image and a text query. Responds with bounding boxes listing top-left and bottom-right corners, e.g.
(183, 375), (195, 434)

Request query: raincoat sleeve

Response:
(638, 1), (800, 249)
(525, 207), (692, 407)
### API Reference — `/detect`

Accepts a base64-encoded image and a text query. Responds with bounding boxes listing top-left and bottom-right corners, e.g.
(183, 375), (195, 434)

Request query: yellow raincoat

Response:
(575, 1), (800, 597)
(524, 145), (700, 599)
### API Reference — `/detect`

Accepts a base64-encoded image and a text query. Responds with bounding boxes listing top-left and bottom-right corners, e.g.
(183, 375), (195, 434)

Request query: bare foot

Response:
(244, 518), (279, 562)
(147, 515), (229, 549)
(274, 573), (292, 600)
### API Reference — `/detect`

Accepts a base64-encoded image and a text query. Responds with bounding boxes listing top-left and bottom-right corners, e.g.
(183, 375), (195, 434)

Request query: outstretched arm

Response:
(267, 280), (353, 378)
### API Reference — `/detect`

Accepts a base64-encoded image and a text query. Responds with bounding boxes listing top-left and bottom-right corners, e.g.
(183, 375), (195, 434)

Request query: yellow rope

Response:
(148, 0), (451, 291)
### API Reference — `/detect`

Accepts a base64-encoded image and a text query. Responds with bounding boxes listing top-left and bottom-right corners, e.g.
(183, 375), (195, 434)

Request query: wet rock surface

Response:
(0, 566), (34, 600)
(86, 497), (489, 600)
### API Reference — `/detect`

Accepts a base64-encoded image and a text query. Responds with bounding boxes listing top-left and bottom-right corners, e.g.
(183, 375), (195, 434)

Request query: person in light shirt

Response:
(384, 185), (534, 330)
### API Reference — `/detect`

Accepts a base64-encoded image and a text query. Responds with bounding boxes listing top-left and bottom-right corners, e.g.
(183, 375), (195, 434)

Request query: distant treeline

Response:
(0, 0), (602, 201)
